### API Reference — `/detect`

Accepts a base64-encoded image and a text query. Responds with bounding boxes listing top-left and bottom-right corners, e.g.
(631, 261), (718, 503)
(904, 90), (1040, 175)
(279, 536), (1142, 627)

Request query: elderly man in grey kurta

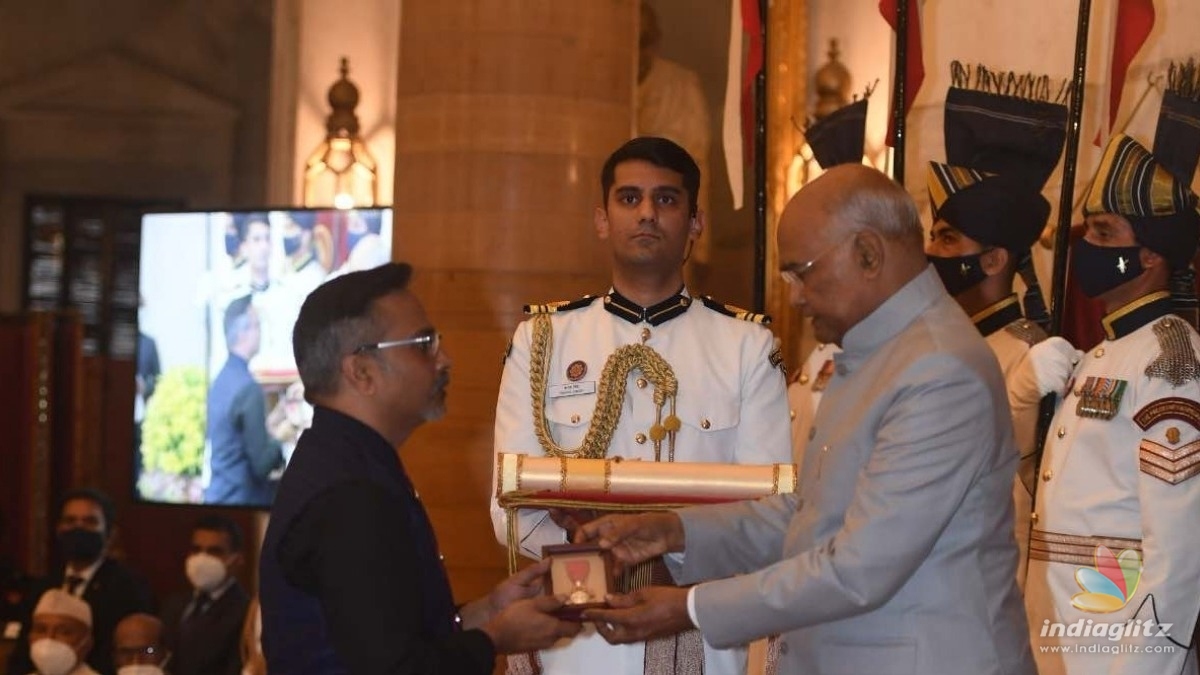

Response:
(579, 165), (1035, 675)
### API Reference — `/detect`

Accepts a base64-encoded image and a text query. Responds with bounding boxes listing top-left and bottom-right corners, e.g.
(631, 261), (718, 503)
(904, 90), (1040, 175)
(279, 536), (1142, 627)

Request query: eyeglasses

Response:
(780, 233), (856, 286)
(354, 331), (441, 357)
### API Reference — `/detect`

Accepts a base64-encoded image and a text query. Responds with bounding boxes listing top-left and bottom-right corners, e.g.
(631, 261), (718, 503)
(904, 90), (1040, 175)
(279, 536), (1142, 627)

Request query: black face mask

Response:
(57, 528), (105, 563)
(282, 234), (302, 257)
(1070, 239), (1144, 298)
(928, 253), (989, 297)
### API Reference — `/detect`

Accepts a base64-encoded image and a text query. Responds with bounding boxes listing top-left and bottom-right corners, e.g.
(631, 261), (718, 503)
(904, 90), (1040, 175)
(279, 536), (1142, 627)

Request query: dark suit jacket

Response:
(161, 581), (249, 675)
(6, 557), (155, 675)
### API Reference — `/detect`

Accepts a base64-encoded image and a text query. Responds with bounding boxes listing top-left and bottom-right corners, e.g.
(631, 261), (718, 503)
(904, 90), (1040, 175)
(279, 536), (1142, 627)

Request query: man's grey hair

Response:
(836, 174), (924, 249)
(293, 262), (413, 401)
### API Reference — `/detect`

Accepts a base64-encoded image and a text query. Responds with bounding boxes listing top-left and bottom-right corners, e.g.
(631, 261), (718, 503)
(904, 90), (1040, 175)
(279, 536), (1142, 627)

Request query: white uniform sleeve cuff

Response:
(686, 586), (700, 629)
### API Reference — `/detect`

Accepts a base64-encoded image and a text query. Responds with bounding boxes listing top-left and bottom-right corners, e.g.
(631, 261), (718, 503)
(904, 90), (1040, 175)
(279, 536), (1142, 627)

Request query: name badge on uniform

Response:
(549, 381), (596, 398)
(1075, 376), (1127, 420)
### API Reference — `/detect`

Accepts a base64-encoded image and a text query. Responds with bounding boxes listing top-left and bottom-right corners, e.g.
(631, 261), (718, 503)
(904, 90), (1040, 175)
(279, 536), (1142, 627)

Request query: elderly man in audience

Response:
(113, 614), (169, 675)
(26, 589), (97, 675)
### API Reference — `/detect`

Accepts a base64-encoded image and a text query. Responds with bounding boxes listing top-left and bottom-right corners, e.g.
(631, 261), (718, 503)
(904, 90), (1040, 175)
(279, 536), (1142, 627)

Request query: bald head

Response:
(778, 165), (928, 345)
(781, 164), (923, 252)
(114, 613), (167, 668)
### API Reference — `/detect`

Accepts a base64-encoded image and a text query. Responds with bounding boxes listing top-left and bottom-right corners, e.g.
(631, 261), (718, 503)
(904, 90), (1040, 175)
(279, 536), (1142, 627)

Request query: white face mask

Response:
(185, 552), (228, 592)
(118, 665), (164, 675)
(30, 637), (79, 675)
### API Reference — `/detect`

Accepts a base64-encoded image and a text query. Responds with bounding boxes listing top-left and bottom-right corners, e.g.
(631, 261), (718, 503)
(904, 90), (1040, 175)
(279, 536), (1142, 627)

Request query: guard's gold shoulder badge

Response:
(1146, 316), (1200, 387)
(1005, 319), (1047, 347)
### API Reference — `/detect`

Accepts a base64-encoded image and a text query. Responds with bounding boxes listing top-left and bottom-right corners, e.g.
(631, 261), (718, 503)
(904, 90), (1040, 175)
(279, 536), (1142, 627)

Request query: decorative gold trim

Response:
(969, 294), (1019, 325)
(1028, 528), (1142, 566)
(1102, 291), (1170, 340)
(528, 314), (678, 461)
(1139, 439), (1200, 485)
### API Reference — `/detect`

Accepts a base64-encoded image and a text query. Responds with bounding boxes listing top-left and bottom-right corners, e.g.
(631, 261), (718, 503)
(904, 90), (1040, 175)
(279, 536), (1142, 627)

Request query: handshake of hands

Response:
(480, 511), (696, 654)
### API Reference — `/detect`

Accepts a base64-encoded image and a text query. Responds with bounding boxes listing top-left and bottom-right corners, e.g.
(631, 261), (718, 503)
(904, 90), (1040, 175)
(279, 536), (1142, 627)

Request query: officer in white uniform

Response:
(1024, 117), (1200, 674)
(924, 65), (1081, 588)
(788, 342), (838, 465)
(492, 137), (791, 675)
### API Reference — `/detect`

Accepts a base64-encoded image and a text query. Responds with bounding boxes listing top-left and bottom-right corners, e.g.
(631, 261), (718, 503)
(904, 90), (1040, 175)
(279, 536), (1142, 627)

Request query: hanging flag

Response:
(879, 0), (924, 146)
(722, 0), (763, 210)
(1095, 0), (1155, 144)
(722, 0), (744, 209)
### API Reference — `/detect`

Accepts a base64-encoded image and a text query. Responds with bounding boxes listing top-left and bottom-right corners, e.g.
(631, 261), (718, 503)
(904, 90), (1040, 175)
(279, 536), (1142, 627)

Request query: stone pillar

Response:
(394, 0), (637, 600)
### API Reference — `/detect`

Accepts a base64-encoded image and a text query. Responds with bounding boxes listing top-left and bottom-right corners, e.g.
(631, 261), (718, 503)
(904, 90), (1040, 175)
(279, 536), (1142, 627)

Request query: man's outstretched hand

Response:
(582, 586), (693, 644)
(573, 512), (686, 566)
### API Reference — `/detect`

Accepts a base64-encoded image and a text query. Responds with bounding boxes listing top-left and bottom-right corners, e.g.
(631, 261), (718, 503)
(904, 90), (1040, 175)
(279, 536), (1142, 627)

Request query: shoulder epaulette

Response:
(700, 296), (771, 325)
(1004, 319), (1048, 347)
(1145, 316), (1200, 387)
(523, 295), (595, 315)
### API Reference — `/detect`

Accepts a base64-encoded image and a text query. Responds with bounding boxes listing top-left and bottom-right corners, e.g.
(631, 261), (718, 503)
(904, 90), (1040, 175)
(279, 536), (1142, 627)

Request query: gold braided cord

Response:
(500, 495), (696, 574)
(529, 314), (678, 460)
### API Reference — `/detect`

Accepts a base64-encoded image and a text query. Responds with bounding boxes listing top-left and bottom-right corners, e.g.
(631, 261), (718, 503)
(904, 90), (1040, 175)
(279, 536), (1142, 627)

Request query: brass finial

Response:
(814, 39), (852, 120)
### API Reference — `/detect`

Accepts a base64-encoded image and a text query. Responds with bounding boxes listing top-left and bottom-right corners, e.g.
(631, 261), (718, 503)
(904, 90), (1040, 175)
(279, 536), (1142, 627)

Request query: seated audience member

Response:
(161, 516), (248, 675)
(112, 614), (169, 675)
(8, 489), (154, 675)
(27, 589), (97, 675)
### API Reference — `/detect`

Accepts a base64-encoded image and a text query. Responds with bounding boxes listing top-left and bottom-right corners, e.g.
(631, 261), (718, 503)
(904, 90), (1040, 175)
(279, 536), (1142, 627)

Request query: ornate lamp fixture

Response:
(303, 58), (378, 209)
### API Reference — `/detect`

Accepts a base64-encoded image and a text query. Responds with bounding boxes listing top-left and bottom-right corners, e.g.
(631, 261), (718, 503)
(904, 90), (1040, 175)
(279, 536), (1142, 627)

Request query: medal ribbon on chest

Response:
(1075, 376), (1127, 420)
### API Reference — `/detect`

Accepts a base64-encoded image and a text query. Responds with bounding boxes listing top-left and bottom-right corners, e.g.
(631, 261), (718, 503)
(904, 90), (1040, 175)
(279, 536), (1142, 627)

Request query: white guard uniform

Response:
(787, 342), (840, 471)
(1026, 293), (1200, 675)
(974, 295), (1047, 590)
(492, 290), (792, 675)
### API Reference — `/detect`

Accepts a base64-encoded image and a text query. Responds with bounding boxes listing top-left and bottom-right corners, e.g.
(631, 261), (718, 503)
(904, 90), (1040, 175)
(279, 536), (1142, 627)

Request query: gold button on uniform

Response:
(700, 419), (711, 430)
(1042, 469), (1053, 482)
(636, 378), (647, 389)
(570, 414), (580, 424)
(1056, 426), (1066, 439)
(1094, 347), (1105, 358)
(635, 433), (647, 444)
(1031, 512), (1039, 524)
(799, 374), (809, 385)
(641, 327), (652, 341)
(789, 409), (796, 420)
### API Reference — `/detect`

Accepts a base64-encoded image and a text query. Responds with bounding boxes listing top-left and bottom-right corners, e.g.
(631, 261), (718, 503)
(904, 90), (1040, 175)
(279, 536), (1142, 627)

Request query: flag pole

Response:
(889, 0), (908, 184)
(753, 0), (768, 313)
(1031, 0), (1093, 500)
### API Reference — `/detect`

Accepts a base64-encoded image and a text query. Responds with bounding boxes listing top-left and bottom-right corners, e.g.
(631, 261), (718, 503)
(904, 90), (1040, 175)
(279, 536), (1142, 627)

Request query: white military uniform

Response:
(973, 295), (1047, 590)
(492, 289), (792, 675)
(1026, 293), (1200, 675)
(787, 342), (840, 471)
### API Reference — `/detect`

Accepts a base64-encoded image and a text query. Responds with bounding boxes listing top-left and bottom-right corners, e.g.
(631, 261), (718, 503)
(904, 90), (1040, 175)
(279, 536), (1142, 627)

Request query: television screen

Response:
(134, 208), (393, 507)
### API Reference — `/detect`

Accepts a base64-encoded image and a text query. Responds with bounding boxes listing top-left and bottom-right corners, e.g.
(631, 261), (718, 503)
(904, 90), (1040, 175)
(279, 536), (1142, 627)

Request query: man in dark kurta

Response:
(259, 263), (580, 674)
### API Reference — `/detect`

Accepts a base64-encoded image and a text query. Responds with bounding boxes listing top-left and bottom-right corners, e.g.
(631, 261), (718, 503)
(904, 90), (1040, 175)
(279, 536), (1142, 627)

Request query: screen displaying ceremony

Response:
(133, 208), (393, 507)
